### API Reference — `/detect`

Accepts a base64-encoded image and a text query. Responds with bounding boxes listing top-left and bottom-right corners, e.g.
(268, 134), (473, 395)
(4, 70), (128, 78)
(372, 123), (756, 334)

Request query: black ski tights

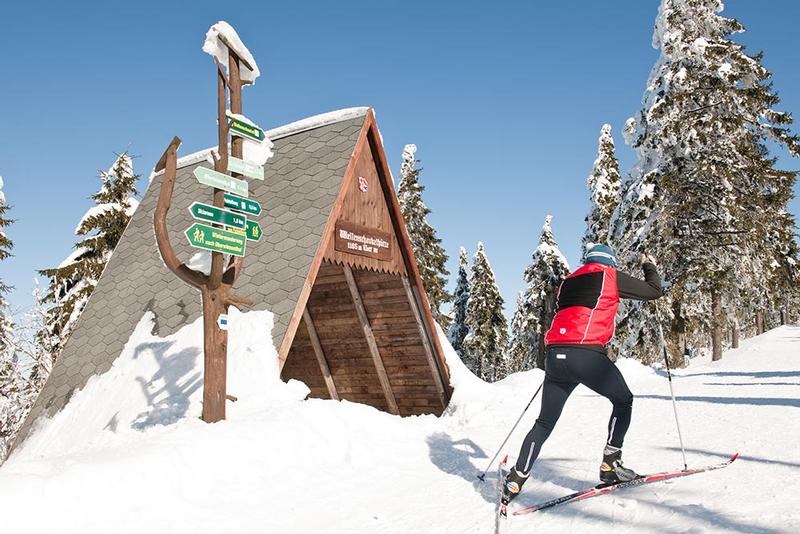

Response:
(514, 346), (633, 475)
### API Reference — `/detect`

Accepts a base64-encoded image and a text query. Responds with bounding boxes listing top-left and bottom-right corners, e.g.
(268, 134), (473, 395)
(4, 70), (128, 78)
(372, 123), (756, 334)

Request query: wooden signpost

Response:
(153, 25), (263, 424)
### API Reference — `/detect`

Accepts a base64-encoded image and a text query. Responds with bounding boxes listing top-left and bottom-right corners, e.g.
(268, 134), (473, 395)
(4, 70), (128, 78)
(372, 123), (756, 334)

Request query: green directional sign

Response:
(223, 193), (261, 216)
(228, 156), (264, 180)
(194, 167), (248, 197)
(226, 111), (266, 142)
(185, 223), (246, 257)
(189, 202), (246, 229)
(231, 220), (263, 242)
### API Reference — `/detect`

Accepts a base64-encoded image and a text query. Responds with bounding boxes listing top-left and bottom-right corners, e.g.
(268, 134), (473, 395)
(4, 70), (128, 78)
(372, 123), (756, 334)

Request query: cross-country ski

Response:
(514, 453), (739, 516)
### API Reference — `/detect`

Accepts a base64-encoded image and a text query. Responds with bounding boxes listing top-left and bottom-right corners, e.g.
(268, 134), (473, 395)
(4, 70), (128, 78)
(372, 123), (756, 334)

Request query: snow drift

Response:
(2, 312), (798, 533)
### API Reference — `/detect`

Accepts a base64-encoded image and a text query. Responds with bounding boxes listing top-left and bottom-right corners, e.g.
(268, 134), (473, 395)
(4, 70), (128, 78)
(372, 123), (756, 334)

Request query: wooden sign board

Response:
(334, 221), (392, 261)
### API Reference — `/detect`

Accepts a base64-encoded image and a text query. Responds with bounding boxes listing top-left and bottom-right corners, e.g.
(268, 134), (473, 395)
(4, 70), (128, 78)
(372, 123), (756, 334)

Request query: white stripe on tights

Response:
(608, 417), (617, 445)
(523, 441), (536, 474)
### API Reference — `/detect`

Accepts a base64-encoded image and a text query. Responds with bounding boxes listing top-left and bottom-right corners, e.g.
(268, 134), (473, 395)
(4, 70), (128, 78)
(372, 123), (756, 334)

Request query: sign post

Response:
(153, 23), (262, 424)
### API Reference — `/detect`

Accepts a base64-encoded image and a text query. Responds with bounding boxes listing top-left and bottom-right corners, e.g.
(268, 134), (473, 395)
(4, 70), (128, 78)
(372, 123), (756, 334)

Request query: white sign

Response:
(217, 314), (229, 331)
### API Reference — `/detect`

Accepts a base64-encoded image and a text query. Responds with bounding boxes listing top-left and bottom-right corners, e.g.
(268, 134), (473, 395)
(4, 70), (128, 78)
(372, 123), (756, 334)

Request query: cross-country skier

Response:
(502, 244), (663, 504)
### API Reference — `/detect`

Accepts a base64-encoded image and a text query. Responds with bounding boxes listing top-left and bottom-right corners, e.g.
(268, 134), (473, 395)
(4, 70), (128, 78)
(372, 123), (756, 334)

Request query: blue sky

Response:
(1, 0), (798, 319)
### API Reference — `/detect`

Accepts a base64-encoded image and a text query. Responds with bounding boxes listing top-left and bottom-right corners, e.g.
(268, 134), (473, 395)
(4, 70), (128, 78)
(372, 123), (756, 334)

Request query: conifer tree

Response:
(397, 144), (452, 328)
(37, 153), (139, 359)
(613, 0), (799, 363)
(509, 216), (571, 372)
(0, 175), (23, 461)
(447, 247), (471, 365)
(0, 175), (14, 359)
(582, 124), (621, 259)
(463, 242), (509, 382)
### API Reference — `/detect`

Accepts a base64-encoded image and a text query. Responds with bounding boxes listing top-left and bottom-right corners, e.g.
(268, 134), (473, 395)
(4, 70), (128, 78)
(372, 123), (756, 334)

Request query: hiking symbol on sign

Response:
(358, 176), (369, 193)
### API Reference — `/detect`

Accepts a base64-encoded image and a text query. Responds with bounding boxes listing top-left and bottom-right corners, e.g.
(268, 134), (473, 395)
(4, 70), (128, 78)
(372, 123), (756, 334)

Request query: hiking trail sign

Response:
(189, 202), (246, 229)
(185, 223), (246, 257)
(227, 111), (266, 142)
(194, 167), (248, 197)
(228, 156), (264, 180)
(223, 193), (261, 216)
(230, 220), (263, 242)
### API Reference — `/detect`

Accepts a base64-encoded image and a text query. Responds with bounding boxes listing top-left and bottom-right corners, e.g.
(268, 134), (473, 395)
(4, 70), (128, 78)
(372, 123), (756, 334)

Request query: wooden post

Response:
(731, 318), (740, 349)
(303, 308), (339, 400)
(342, 264), (399, 415)
(153, 38), (253, 424)
(401, 276), (448, 409)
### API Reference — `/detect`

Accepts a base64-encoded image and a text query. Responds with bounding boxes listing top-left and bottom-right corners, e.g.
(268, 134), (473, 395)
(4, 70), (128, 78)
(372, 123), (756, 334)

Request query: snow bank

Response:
(13, 307), (290, 461)
(202, 21), (260, 84)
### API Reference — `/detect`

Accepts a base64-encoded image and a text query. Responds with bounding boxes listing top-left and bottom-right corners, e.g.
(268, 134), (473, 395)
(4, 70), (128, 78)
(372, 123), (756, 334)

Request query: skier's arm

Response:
(617, 262), (662, 301)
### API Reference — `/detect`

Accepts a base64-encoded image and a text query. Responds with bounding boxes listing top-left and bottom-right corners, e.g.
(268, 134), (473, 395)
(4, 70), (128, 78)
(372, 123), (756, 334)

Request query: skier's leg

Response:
(502, 349), (578, 503)
(513, 377), (577, 475)
(564, 349), (638, 482)
(566, 350), (633, 447)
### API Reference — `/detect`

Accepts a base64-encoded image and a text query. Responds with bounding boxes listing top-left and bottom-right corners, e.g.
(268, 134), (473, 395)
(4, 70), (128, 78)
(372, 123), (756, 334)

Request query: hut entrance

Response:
(282, 262), (448, 415)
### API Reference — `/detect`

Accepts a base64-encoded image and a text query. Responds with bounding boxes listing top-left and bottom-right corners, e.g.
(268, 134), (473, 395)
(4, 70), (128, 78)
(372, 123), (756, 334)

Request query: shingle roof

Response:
(13, 109), (368, 449)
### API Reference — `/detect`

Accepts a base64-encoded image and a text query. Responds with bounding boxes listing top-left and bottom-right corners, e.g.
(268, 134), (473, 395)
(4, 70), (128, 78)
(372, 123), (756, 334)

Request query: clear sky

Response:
(1, 0), (798, 320)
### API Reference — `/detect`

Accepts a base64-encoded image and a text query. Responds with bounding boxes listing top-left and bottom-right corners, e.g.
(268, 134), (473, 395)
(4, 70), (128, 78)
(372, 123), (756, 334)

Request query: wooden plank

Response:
(303, 309), (340, 401)
(342, 264), (399, 415)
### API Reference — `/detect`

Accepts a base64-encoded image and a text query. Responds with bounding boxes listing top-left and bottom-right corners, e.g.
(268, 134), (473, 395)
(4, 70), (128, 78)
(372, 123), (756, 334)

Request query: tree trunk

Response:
(711, 290), (722, 361)
(201, 287), (228, 422)
(536, 333), (546, 370)
(780, 309), (786, 326)
(731, 319), (740, 349)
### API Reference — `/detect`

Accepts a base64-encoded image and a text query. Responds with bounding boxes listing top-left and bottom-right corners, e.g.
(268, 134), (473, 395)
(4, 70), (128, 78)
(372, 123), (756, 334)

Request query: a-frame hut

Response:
(14, 107), (452, 450)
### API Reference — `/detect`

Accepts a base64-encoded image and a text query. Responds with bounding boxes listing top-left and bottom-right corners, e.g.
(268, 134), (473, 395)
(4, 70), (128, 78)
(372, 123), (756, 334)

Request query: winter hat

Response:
(585, 243), (617, 267)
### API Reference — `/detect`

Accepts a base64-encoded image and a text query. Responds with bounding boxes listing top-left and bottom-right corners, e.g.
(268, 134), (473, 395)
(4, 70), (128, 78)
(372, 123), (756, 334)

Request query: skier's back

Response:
(503, 243), (663, 504)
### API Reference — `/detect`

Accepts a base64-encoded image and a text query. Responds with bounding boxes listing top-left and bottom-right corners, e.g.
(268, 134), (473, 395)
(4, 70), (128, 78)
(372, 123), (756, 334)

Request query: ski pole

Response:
(477, 379), (544, 482)
(656, 312), (688, 471)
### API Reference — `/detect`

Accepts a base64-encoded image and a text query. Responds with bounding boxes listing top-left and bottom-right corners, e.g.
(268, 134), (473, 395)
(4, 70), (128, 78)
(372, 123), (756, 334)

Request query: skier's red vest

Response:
(544, 262), (620, 346)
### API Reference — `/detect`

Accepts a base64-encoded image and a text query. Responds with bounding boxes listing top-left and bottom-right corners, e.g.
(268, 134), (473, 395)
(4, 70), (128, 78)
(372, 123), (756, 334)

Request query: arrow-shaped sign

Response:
(228, 156), (264, 180)
(189, 202), (246, 229)
(227, 111), (266, 143)
(194, 167), (248, 197)
(223, 193), (261, 216)
(231, 220), (263, 242)
(185, 223), (246, 257)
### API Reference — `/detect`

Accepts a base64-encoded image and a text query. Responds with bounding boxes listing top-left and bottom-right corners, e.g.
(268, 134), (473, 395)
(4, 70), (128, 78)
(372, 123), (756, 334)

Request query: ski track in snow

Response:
(1, 324), (798, 533)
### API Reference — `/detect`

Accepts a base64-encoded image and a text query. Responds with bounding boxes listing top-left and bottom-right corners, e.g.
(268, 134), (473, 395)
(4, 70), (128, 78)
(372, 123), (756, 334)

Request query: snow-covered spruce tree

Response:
(463, 242), (509, 382)
(612, 0), (800, 363)
(397, 144), (452, 329)
(0, 175), (24, 460)
(582, 124), (621, 259)
(509, 216), (571, 372)
(0, 175), (14, 359)
(37, 153), (139, 360)
(447, 247), (472, 366)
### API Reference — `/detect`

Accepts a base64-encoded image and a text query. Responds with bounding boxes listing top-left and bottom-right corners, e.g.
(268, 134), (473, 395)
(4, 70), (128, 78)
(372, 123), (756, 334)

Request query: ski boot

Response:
(599, 445), (639, 484)
(502, 467), (529, 505)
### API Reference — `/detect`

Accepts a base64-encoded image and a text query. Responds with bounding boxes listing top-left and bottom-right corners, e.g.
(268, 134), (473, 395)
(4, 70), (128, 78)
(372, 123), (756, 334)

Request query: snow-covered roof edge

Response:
(147, 107), (370, 182)
(265, 107), (369, 140)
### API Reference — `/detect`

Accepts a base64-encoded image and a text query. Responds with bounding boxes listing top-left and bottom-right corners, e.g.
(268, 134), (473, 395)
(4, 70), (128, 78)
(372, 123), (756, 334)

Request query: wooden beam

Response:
(401, 276), (448, 409)
(303, 308), (340, 401)
(342, 264), (399, 415)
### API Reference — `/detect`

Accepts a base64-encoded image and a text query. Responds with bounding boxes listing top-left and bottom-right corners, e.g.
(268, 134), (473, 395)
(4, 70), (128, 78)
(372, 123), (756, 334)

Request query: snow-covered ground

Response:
(1, 316), (798, 533)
